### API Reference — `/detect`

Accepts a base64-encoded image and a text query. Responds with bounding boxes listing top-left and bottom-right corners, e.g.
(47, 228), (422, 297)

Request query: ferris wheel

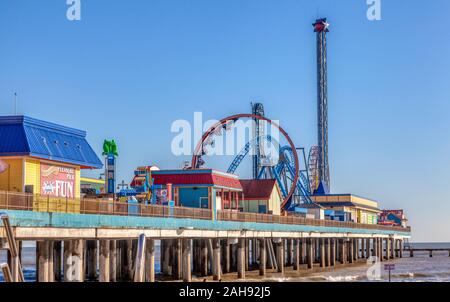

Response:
(191, 113), (312, 211)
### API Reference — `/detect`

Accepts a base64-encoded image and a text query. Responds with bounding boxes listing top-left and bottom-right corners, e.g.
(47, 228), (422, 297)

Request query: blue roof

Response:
(0, 116), (102, 169)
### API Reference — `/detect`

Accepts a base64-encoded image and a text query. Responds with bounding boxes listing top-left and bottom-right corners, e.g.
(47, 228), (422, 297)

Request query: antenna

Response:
(13, 92), (17, 115)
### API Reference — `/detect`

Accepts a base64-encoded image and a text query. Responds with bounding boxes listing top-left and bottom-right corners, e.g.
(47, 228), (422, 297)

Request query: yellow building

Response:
(240, 179), (282, 215)
(310, 194), (381, 224)
(0, 116), (102, 211)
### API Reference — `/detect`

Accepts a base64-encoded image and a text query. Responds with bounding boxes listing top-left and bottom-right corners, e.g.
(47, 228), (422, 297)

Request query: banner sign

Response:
(41, 164), (76, 198)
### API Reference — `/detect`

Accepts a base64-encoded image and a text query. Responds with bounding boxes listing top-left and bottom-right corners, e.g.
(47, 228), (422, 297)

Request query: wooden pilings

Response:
(37, 241), (52, 282)
(182, 239), (191, 282)
(293, 239), (300, 270)
(276, 239), (284, 273)
(23, 235), (412, 282)
(212, 239), (221, 281)
(99, 240), (110, 282)
(320, 238), (326, 268)
(145, 239), (155, 282)
(237, 238), (245, 279)
(307, 238), (313, 269)
(259, 239), (266, 276)
(86, 240), (98, 280)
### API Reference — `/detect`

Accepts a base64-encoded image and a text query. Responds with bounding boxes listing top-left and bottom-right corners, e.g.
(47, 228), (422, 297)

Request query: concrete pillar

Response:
(63, 240), (84, 282)
(63, 241), (72, 281)
(201, 239), (208, 277)
(385, 238), (390, 260)
(174, 239), (182, 279)
(286, 239), (292, 267)
(99, 240), (110, 282)
(72, 239), (84, 282)
(231, 243), (237, 272)
(378, 238), (383, 262)
(145, 239), (155, 282)
(299, 239), (305, 265)
(212, 239), (221, 281)
(340, 239), (346, 264)
(53, 241), (62, 282)
(391, 239), (395, 258)
(293, 239), (300, 270)
(86, 240), (98, 280)
(325, 238), (331, 267)
(320, 238), (326, 268)
(237, 238), (245, 279)
(123, 240), (134, 280)
(182, 239), (191, 282)
(37, 241), (50, 282)
(47, 241), (54, 282)
(348, 239), (354, 264)
(307, 238), (313, 269)
(109, 240), (117, 282)
(252, 239), (257, 266)
(223, 240), (230, 273)
(259, 239), (266, 276)
(330, 238), (336, 266)
(373, 238), (378, 259)
(365, 238), (370, 258)
(360, 238), (365, 258)
(245, 239), (249, 271)
(276, 240), (284, 273)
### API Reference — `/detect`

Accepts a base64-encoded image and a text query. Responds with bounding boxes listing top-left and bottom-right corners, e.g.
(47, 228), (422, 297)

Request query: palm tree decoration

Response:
(102, 139), (118, 157)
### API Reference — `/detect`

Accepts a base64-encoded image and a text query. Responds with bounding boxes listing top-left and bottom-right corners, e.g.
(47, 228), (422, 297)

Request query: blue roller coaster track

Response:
(227, 135), (313, 210)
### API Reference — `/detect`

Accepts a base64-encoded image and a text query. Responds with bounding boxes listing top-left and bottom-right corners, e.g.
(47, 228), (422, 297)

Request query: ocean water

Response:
(1, 242), (449, 282)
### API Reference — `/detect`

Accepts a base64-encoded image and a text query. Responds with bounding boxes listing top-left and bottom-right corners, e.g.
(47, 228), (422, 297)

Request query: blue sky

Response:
(1, 0), (449, 242)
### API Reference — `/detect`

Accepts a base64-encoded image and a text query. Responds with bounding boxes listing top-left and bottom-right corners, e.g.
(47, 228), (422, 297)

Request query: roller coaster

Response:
(191, 111), (320, 212)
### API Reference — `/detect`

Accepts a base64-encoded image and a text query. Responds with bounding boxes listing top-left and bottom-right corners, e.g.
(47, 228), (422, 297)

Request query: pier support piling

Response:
(182, 239), (191, 282)
(293, 239), (300, 270)
(99, 240), (110, 282)
(259, 239), (266, 276)
(212, 239), (221, 281)
(330, 238), (336, 267)
(86, 240), (98, 280)
(109, 240), (117, 282)
(276, 239), (284, 273)
(201, 239), (208, 277)
(237, 238), (245, 279)
(339, 239), (346, 264)
(145, 238), (155, 282)
(320, 238), (326, 268)
(307, 238), (313, 269)
(37, 241), (51, 282)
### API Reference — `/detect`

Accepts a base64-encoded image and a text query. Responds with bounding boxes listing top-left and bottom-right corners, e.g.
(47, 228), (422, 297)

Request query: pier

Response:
(0, 191), (410, 282)
(407, 248), (450, 258)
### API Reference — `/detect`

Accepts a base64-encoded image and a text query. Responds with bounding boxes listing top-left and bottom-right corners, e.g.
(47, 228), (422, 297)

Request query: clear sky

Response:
(1, 0), (449, 242)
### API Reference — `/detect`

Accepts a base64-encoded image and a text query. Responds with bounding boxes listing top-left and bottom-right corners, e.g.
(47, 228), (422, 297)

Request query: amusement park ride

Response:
(190, 18), (332, 213)
(120, 18), (332, 214)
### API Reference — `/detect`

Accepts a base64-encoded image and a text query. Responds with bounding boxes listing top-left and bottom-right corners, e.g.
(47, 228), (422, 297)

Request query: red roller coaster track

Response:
(191, 113), (299, 211)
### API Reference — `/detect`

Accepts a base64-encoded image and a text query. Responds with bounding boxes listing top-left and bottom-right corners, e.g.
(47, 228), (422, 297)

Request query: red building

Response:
(150, 169), (243, 212)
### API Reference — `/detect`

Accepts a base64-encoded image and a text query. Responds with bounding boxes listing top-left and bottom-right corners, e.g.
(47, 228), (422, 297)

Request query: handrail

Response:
(0, 190), (411, 232)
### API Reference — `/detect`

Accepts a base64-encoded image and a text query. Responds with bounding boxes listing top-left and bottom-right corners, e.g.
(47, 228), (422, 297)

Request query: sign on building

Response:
(40, 164), (75, 198)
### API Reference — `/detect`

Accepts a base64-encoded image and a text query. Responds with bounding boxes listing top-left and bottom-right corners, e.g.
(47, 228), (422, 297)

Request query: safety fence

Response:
(0, 190), (410, 232)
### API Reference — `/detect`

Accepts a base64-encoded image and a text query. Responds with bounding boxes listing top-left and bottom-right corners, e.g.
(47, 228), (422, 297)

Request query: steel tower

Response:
(251, 102), (265, 179)
(313, 18), (330, 193)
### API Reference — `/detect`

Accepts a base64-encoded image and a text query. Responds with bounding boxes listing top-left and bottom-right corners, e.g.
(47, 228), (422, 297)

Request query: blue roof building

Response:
(0, 116), (102, 168)
(0, 116), (102, 199)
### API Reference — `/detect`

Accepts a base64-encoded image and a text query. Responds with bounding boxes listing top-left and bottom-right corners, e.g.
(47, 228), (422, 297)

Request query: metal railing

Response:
(216, 210), (411, 232)
(0, 191), (212, 220)
(0, 190), (411, 232)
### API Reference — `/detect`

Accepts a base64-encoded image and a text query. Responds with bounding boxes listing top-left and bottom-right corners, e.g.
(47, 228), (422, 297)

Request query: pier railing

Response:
(216, 210), (411, 232)
(0, 190), (410, 232)
(0, 191), (212, 220)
